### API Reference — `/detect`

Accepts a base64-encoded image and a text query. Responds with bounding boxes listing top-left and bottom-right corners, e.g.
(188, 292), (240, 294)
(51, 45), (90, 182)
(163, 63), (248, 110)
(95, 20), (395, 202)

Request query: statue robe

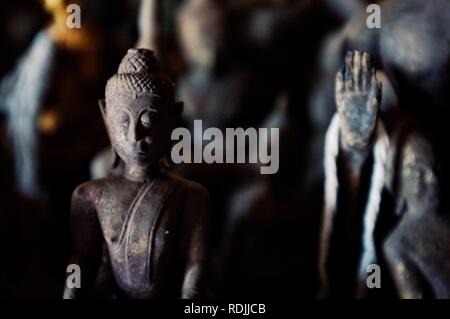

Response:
(95, 174), (207, 298)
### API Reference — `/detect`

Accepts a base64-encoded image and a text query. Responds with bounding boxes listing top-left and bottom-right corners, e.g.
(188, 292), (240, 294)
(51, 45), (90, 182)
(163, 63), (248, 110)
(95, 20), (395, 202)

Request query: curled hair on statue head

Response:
(105, 48), (175, 107)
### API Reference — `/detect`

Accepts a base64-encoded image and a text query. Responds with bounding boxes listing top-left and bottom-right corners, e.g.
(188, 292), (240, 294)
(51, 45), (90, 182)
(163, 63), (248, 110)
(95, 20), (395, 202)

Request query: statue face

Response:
(105, 94), (171, 167)
(401, 144), (439, 214)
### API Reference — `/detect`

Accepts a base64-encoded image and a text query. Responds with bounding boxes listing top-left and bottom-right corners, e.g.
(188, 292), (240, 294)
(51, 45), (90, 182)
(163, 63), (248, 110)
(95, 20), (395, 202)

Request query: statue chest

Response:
(97, 179), (181, 297)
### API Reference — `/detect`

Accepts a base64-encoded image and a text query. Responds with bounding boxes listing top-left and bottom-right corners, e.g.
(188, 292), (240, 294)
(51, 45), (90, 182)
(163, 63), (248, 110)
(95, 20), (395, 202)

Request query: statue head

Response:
(177, 0), (225, 70)
(400, 136), (439, 216)
(100, 48), (182, 170)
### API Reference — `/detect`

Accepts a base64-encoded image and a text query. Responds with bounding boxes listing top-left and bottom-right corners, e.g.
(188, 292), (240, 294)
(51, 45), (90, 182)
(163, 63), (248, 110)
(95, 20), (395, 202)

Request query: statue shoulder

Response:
(401, 131), (434, 160)
(383, 223), (407, 260)
(71, 178), (113, 210)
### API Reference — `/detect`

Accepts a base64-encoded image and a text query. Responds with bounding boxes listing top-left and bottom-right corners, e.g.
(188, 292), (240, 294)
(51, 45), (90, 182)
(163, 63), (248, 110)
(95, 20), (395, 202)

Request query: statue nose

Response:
(131, 121), (146, 142)
(131, 112), (153, 142)
(131, 123), (153, 145)
(137, 139), (150, 153)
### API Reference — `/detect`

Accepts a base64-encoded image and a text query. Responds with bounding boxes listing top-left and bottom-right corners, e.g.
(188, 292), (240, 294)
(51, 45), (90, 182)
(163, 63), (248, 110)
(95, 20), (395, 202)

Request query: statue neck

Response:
(124, 163), (160, 183)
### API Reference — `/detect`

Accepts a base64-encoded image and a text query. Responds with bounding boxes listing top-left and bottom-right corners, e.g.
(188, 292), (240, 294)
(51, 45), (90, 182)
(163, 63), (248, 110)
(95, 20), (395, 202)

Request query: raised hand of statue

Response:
(336, 51), (382, 152)
(335, 51), (382, 175)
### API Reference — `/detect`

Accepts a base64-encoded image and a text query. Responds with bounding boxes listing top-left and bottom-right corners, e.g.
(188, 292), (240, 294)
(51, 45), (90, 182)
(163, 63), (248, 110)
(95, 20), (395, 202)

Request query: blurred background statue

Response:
(318, 51), (444, 299)
(383, 136), (450, 299)
(0, 0), (135, 298)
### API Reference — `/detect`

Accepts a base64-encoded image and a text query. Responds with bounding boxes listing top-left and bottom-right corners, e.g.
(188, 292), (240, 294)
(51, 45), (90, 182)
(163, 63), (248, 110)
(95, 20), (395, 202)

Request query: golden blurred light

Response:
(43, 0), (66, 14)
(38, 111), (59, 134)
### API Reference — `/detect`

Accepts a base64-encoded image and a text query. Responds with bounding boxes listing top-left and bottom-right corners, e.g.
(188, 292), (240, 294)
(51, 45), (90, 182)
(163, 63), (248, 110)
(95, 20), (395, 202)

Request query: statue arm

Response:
(63, 183), (103, 299)
(334, 51), (381, 191)
(383, 241), (424, 299)
(180, 185), (210, 299)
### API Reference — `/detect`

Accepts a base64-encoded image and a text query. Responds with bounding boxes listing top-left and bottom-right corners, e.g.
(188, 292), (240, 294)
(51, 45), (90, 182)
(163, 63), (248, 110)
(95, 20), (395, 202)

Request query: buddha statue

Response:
(383, 136), (450, 298)
(319, 51), (428, 298)
(175, 0), (276, 263)
(318, 51), (443, 298)
(0, 1), (110, 294)
(63, 49), (209, 299)
(318, 50), (388, 298)
(309, 0), (450, 208)
(176, 0), (277, 131)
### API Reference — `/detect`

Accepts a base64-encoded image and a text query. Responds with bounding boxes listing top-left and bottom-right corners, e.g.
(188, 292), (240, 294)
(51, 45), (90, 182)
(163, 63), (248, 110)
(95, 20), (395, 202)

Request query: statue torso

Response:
(94, 175), (185, 298)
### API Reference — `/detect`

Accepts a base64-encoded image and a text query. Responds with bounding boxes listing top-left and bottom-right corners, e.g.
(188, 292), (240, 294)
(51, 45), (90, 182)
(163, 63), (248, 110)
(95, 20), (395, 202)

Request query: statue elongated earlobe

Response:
(98, 99), (107, 120)
(98, 99), (122, 169)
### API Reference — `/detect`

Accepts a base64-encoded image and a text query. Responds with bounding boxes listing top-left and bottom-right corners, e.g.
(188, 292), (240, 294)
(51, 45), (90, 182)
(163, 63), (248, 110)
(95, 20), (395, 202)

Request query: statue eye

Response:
(120, 114), (129, 130)
(140, 111), (152, 128)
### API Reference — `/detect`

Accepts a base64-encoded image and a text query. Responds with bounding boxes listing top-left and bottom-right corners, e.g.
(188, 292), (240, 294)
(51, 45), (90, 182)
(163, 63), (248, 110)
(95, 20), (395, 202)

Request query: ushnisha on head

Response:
(100, 48), (183, 171)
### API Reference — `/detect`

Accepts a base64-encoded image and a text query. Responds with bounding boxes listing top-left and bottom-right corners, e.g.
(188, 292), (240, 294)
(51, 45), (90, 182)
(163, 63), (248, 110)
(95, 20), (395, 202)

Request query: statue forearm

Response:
(63, 252), (102, 299)
(334, 51), (380, 192)
(181, 186), (209, 298)
(181, 263), (203, 299)
(340, 142), (371, 175)
(181, 221), (208, 298)
(63, 185), (103, 299)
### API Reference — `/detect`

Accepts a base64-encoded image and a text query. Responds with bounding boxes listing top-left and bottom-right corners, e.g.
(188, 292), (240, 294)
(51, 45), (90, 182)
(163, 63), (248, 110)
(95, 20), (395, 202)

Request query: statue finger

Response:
(362, 52), (372, 91)
(344, 51), (354, 91)
(353, 51), (362, 93)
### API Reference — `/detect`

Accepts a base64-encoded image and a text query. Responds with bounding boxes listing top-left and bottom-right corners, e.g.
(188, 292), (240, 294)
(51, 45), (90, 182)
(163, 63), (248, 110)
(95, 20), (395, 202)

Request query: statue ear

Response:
(111, 149), (122, 170)
(98, 99), (122, 170)
(98, 99), (107, 121)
